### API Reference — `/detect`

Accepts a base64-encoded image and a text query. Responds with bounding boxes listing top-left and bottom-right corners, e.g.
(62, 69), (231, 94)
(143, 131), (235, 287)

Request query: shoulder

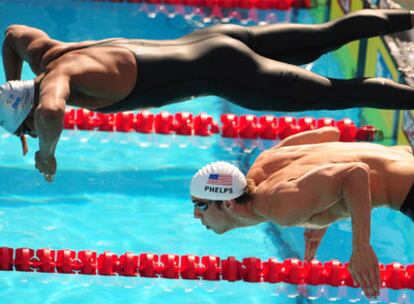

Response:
(256, 179), (325, 226)
(254, 180), (303, 226)
(4, 25), (56, 56)
(4, 25), (58, 73)
(247, 151), (277, 185)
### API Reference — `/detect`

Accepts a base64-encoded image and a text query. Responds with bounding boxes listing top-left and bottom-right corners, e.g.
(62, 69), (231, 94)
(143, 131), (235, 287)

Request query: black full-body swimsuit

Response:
(63, 9), (414, 112)
(401, 184), (414, 222)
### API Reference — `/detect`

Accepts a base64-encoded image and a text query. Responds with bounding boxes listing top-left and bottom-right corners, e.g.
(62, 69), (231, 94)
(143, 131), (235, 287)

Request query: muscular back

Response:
(248, 142), (414, 209)
(3, 25), (137, 110)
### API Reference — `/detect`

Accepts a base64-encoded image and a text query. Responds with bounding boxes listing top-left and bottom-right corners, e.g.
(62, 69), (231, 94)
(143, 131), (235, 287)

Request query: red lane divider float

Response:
(89, 0), (313, 10)
(87, 0), (314, 26)
(0, 247), (412, 290)
(63, 108), (383, 142)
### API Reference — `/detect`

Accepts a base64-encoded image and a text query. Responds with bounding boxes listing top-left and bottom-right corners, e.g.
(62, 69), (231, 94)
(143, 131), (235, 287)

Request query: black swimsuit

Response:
(400, 184), (414, 222)
(95, 36), (227, 113)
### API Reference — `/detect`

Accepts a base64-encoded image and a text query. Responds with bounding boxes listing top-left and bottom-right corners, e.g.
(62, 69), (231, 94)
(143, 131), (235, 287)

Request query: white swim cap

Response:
(190, 161), (247, 201)
(0, 80), (35, 134)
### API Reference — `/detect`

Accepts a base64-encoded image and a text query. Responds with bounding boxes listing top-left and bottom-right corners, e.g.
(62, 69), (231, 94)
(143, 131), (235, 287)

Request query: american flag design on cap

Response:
(207, 174), (232, 186)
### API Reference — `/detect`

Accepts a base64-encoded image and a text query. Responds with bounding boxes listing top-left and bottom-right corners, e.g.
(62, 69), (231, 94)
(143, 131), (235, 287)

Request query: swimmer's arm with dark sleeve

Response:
(35, 71), (68, 160)
(268, 162), (380, 298)
(270, 126), (340, 149)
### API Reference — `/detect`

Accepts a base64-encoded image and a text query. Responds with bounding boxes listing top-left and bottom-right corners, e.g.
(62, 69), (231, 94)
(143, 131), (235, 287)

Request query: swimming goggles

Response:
(192, 199), (222, 212)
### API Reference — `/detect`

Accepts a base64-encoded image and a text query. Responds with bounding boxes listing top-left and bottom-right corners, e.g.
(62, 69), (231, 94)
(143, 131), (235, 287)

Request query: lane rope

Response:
(64, 109), (384, 142)
(0, 247), (412, 290)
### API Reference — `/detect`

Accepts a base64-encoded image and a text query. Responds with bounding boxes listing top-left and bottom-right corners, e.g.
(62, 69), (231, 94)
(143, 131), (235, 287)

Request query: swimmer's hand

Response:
(35, 151), (56, 182)
(348, 244), (381, 299)
(304, 227), (327, 262)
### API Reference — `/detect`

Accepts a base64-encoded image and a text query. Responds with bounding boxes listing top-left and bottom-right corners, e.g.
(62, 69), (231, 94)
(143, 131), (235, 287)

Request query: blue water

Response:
(0, 1), (413, 303)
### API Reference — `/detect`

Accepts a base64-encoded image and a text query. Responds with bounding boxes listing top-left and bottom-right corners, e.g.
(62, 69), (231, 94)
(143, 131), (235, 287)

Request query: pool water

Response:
(0, 1), (413, 303)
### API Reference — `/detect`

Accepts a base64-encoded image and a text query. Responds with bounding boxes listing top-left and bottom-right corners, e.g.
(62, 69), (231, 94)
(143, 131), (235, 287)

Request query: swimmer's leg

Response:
(249, 9), (412, 64)
(186, 9), (412, 65)
(222, 67), (414, 111)
(199, 36), (414, 110)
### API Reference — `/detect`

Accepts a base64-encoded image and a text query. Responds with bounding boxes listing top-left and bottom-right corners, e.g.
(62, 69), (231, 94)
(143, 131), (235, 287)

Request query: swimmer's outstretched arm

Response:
(34, 71), (68, 182)
(268, 162), (379, 298)
(271, 126), (340, 149)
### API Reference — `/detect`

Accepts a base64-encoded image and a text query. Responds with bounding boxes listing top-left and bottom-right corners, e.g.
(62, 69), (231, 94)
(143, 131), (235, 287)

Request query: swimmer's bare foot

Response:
(391, 0), (414, 10)
(402, 111), (414, 150)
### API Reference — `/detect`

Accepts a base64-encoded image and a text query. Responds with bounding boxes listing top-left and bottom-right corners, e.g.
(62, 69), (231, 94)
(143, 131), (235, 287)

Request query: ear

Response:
(223, 200), (235, 209)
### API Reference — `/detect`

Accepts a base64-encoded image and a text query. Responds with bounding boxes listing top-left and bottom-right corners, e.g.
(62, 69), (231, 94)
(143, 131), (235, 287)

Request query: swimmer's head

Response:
(0, 80), (36, 155)
(190, 161), (247, 201)
(191, 161), (257, 234)
(0, 80), (35, 134)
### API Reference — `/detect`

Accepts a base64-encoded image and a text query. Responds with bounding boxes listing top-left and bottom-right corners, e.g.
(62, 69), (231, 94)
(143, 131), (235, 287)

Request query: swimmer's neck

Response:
(233, 199), (266, 228)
